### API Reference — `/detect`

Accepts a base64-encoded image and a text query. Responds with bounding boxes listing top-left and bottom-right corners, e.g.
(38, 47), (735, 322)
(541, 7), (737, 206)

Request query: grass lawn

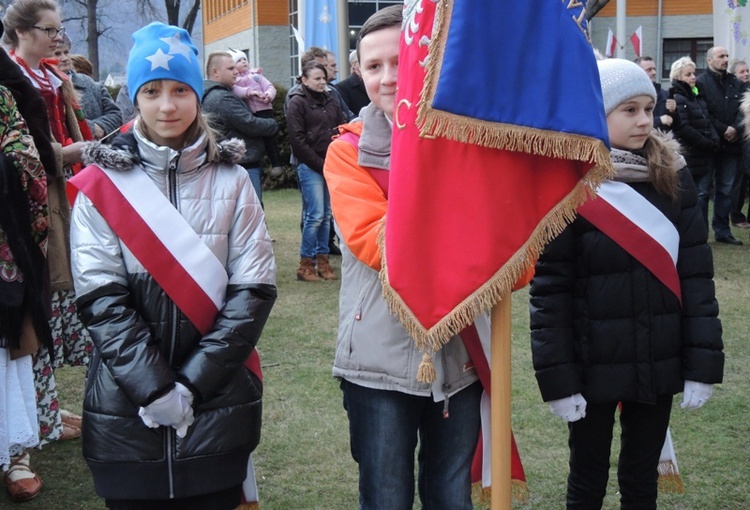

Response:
(5, 188), (749, 509)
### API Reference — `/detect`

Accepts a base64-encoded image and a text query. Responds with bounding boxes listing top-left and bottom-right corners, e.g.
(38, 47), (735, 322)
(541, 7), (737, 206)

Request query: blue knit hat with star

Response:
(127, 22), (203, 104)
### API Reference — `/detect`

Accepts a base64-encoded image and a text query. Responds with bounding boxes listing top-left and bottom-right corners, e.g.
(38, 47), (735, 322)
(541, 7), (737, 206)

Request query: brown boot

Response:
(316, 254), (337, 280)
(297, 257), (321, 282)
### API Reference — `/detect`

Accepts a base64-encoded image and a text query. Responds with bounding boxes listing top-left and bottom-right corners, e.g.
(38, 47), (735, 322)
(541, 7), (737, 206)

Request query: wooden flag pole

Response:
(490, 292), (512, 510)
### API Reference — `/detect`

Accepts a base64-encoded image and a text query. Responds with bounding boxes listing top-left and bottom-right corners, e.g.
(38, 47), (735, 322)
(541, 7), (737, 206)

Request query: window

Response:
(347, 0), (402, 51)
(289, 0), (300, 85)
(662, 38), (713, 80)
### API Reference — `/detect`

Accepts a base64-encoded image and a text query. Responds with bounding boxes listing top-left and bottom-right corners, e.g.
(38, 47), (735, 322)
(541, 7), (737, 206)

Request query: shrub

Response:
(263, 83), (298, 190)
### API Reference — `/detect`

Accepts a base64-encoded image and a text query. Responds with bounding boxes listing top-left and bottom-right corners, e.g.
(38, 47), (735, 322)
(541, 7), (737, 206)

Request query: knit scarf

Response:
(610, 148), (651, 183)
(0, 90), (52, 352)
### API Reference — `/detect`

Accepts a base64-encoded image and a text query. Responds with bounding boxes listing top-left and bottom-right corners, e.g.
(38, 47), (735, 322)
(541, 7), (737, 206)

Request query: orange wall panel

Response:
(204, 3), (252, 44)
(257, 0), (289, 25)
(598, 0), (711, 17)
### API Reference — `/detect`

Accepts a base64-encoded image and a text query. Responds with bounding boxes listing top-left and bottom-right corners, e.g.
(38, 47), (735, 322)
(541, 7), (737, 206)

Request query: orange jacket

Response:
(324, 121), (386, 271)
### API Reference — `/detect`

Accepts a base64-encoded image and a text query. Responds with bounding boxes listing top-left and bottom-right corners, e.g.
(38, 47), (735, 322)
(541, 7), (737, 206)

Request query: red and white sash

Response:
(578, 180), (681, 305)
(69, 164), (228, 333)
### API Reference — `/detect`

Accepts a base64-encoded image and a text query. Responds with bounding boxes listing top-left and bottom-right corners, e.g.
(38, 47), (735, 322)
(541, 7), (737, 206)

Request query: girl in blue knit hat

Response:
(68, 22), (277, 510)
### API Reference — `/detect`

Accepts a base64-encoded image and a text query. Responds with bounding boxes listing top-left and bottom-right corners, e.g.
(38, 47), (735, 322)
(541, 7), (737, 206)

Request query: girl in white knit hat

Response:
(529, 58), (724, 509)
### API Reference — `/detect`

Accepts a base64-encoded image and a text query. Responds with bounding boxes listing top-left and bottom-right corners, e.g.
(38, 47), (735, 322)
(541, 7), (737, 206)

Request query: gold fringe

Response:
(379, 168), (608, 355)
(657, 460), (684, 494)
(235, 503), (259, 510)
(471, 480), (530, 506)
(417, 351), (436, 382)
(417, 0), (613, 168)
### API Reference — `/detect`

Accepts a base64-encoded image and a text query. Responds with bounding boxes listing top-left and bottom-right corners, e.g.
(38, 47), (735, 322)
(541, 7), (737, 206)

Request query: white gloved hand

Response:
(680, 380), (713, 410)
(548, 394), (587, 422)
(139, 383), (195, 437)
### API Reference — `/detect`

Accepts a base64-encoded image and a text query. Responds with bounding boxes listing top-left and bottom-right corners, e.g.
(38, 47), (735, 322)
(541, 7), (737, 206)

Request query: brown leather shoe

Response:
(4, 453), (42, 502)
(297, 257), (321, 282)
(60, 409), (83, 428)
(316, 254), (337, 281)
(60, 422), (81, 440)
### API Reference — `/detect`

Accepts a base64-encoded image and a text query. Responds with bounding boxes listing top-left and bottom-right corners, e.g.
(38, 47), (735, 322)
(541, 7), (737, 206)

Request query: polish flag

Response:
(630, 26), (643, 57)
(605, 27), (618, 57)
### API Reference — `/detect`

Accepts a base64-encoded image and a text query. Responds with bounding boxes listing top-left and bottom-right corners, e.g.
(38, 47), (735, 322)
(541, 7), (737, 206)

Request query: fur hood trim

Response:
(82, 133), (246, 171)
(648, 129), (686, 172)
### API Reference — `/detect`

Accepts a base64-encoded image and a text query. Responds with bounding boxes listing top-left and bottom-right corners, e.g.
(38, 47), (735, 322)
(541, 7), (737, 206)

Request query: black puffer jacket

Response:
(696, 68), (744, 153)
(530, 160), (724, 405)
(670, 80), (720, 180)
(71, 127), (277, 501)
(286, 85), (346, 173)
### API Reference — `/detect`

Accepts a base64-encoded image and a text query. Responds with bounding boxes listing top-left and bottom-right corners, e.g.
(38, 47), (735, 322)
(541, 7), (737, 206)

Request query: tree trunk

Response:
(182, 0), (201, 35)
(165, 0), (179, 27)
(86, 0), (99, 80)
(586, 0), (611, 20)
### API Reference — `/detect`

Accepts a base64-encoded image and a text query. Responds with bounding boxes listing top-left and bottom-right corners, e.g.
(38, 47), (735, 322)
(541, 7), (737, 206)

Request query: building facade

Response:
(591, 1), (713, 84)
(202, 0), (290, 86)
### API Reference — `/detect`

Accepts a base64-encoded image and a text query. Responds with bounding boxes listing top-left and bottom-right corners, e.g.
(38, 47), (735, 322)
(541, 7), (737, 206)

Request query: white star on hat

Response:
(160, 33), (193, 62)
(146, 48), (173, 71)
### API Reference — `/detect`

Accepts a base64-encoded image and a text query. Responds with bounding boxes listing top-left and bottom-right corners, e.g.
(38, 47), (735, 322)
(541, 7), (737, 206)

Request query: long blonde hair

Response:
(641, 132), (681, 200)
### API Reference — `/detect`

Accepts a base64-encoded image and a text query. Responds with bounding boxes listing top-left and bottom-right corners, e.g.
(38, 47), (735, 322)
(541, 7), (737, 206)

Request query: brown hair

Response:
(356, 5), (402, 63)
(300, 46), (327, 67)
(296, 61), (327, 84)
(71, 54), (93, 77)
(1, 0), (59, 47)
(134, 80), (220, 161)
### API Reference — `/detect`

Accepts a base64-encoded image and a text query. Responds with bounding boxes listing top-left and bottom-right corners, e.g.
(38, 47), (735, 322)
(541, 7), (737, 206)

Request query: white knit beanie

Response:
(597, 58), (657, 115)
(228, 49), (246, 64)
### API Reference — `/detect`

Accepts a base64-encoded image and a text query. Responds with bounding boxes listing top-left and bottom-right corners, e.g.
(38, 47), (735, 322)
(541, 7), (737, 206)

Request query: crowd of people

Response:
(0, 0), (730, 508)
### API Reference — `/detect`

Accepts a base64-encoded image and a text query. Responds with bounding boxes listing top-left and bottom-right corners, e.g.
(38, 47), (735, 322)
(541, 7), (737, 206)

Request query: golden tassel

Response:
(234, 503), (260, 510)
(657, 460), (684, 494)
(417, 352), (436, 382)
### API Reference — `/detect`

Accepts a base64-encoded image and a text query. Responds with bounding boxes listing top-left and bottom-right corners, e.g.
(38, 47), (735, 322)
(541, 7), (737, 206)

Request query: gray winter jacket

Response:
(201, 80), (278, 167)
(329, 106), (487, 400)
(70, 125), (277, 500)
(70, 72), (122, 138)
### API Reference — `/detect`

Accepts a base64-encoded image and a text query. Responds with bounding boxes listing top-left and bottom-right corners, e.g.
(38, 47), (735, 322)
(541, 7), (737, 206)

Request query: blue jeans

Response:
(699, 153), (740, 239)
(244, 165), (263, 204)
(296, 163), (330, 258)
(341, 379), (482, 510)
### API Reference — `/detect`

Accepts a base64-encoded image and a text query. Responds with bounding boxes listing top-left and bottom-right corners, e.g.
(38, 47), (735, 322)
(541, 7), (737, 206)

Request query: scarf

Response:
(0, 49), (58, 177)
(610, 148), (651, 183)
(0, 90), (52, 351)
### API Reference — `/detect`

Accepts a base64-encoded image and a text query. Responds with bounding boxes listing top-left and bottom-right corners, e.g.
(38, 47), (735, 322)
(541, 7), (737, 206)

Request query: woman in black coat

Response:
(669, 56), (721, 226)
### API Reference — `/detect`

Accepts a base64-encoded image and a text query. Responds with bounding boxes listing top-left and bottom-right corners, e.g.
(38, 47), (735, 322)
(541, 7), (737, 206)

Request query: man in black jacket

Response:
(335, 50), (371, 115)
(697, 46), (745, 245)
(202, 52), (278, 204)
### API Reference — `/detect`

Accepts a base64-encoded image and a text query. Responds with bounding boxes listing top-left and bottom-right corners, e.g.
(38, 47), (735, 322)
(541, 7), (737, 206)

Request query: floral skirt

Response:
(33, 346), (61, 445)
(50, 288), (92, 368)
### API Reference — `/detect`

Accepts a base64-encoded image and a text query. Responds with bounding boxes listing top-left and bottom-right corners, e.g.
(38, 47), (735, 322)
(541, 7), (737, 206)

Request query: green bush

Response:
(263, 83), (298, 190)
(105, 84), (121, 101)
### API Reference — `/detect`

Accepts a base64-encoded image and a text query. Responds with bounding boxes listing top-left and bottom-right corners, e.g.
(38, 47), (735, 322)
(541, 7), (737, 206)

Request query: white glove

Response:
(680, 380), (713, 410)
(139, 383), (195, 438)
(549, 394), (587, 422)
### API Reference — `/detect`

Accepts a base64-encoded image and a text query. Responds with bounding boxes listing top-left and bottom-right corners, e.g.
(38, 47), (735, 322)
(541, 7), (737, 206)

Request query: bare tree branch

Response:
(586, 0), (611, 21)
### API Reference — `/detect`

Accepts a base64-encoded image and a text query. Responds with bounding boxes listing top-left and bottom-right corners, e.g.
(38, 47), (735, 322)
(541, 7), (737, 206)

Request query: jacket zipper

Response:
(166, 154), (180, 498)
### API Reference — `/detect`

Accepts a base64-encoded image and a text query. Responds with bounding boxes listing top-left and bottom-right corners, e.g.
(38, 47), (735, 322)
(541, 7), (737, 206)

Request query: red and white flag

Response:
(606, 27), (618, 57)
(630, 26), (643, 57)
